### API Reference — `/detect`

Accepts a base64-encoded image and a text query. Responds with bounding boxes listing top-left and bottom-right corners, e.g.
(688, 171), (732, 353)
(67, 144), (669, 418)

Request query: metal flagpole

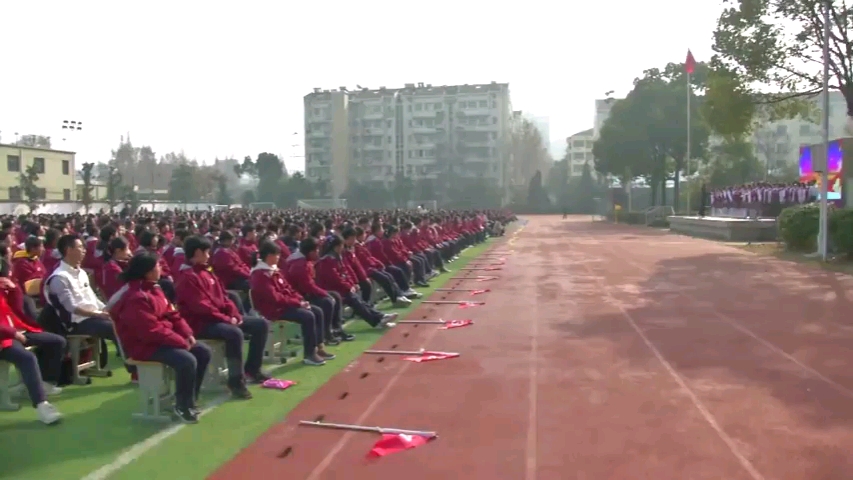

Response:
(686, 70), (692, 214)
(818, 0), (830, 260)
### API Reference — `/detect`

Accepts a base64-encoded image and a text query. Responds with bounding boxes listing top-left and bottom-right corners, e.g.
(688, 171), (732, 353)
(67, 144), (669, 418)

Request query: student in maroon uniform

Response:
(41, 228), (62, 274)
(249, 241), (333, 366)
(175, 236), (269, 399)
(383, 225), (429, 287)
(354, 224), (417, 298)
(210, 231), (252, 313)
(111, 253), (211, 423)
(11, 236), (46, 294)
(284, 237), (354, 344)
(236, 224), (259, 268)
(137, 230), (177, 303)
(341, 227), (411, 307)
(316, 235), (397, 329)
(99, 237), (131, 301)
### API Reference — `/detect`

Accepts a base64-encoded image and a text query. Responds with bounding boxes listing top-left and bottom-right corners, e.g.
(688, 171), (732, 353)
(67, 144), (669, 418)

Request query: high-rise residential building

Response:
(303, 82), (513, 198)
(565, 128), (596, 177)
(526, 114), (551, 157)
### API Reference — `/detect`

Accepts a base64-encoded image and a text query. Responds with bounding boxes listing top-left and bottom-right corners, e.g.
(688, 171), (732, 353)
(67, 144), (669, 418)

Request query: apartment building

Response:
(565, 128), (595, 177)
(0, 144), (76, 201)
(594, 98), (622, 139)
(304, 82), (513, 196)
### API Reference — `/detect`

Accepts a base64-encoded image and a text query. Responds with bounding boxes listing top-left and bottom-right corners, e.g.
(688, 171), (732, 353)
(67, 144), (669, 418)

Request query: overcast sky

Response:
(0, 0), (723, 173)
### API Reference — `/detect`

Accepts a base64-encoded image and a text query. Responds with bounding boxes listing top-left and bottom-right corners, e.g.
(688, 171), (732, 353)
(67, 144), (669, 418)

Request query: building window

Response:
(36, 188), (46, 199)
(7, 155), (20, 172)
(63, 189), (71, 200)
(478, 100), (488, 108)
(62, 159), (70, 175)
(8, 187), (21, 200)
(33, 157), (45, 174)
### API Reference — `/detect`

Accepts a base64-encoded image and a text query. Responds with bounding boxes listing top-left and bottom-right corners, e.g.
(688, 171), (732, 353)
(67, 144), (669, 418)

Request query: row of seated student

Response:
(0, 216), (486, 424)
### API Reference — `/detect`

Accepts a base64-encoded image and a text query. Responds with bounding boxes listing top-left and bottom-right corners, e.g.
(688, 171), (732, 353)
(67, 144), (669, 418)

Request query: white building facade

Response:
(303, 82), (514, 197)
(565, 128), (595, 177)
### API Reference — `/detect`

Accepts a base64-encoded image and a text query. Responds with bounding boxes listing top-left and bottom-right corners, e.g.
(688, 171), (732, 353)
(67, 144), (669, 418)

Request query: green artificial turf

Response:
(0, 241), (492, 480)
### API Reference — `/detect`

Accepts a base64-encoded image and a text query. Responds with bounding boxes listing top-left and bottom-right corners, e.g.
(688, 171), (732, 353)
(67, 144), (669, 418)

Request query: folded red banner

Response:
(441, 319), (474, 329)
(458, 301), (483, 309)
(367, 433), (435, 458)
(404, 351), (460, 362)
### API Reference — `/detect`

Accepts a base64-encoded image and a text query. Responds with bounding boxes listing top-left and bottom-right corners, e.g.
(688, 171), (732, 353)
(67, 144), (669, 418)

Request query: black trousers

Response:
(384, 265), (409, 291)
(197, 316), (268, 381)
(308, 293), (342, 337)
(281, 306), (323, 356)
(358, 279), (372, 303)
(369, 269), (400, 301)
(342, 292), (384, 326)
(149, 344), (211, 410)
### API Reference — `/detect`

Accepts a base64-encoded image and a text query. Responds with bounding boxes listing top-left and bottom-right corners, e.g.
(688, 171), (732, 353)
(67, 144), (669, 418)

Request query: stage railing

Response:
(645, 206), (674, 225)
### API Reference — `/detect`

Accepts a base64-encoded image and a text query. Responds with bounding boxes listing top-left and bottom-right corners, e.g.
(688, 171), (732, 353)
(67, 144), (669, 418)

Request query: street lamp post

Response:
(817, 0), (830, 261)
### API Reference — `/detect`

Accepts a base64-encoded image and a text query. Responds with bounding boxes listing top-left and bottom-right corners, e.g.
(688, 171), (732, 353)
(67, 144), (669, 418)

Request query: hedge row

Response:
(778, 203), (853, 255)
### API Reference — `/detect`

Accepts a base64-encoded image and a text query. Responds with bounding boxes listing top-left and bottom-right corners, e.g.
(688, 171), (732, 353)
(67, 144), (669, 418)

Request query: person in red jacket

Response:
(175, 236), (269, 399)
(161, 228), (189, 273)
(395, 221), (436, 279)
(111, 253), (211, 423)
(355, 222), (418, 298)
(11, 236), (46, 293)
(405, 219), (448, 274)
(99, 236), (131, 301)
(341, 227), (410, 307)
(383, 224), (429, 287)
(41, 228), (62, 275)
(236, 224), (259, 268)
(316, 235), (397, 329)
(249, 241), (333, 366)
(0, 266), (65, 424)
(138, 230), (177, 303)
(211, 231), (251, 291)
(284, 237), (354, 343)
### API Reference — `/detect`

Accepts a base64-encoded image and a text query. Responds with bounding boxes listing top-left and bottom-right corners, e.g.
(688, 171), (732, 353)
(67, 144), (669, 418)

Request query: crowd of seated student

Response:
(0, 207), (511, 425)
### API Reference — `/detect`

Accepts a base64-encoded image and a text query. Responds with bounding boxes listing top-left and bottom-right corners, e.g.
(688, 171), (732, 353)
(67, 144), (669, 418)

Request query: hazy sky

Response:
(1, 1), (723, 173)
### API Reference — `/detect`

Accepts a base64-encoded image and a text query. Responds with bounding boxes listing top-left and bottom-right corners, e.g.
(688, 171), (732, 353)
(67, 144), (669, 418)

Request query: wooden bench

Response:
(126, 358), (175, 422)
(0, 346), (36, 411)
(67, 335), (112, 385)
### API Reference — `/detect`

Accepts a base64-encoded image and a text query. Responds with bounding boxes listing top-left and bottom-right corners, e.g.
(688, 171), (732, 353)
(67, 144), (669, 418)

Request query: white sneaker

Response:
(394, 296), (412, 307)
(378, 313), (398, 327)
(404, 289), (423, 299)
(42, 382), (62, 396)
(36, 401), (62, 425)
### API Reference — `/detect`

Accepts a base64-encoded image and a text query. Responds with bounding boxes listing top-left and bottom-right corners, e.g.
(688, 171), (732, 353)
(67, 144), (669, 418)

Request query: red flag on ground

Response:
(470, 289), (490, 295)
(458, 301), (483, 309)
(367, 433), (435, 458)
(685, 49), (695, 74)
(404, 351), (460, 362)
(441, 319), (474, 329)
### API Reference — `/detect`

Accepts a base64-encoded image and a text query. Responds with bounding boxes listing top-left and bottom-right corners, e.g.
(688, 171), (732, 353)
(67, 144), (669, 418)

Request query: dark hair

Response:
(57, 234), (81, 257)
(299, 237), (318, 256)
(104, 236), (129, 263)
(354, 226), (365, 237)
(219, 230), (234, 243)
(99, 225), (117, 243)
(139, 230), (158, 249)
(24, 236), (43, 252)
(241, 224), (255, 236)
(183, 236), (212, 261)
(385, 225), (398, 236)
(341, 227), (356, 239)
(120, 252), (159, 283)
(308, 222), (324, 238)
(44, 228), (60, 248)
(370, 222), (382, 234)
(322, 235), (344, 256)
(258, 240), (281, 262)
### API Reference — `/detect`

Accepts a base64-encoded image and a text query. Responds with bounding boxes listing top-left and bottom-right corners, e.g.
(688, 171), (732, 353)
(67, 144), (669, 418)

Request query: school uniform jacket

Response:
(365, 235), (392, 266)
(342, 248), (368, 283)
(315, 253), (355, 297)
(10, 251), (46, 292)
(284, 252), (329, 298)
(381, 238), (409, 265)
(248, 261), (303, 320)
(41, 248), (61, 274)
(236, 239), (258, 268)
(210, 246), (250, 288)
(99, 259), (127, 300)
(110, 280), (193, 360)
(354, 242), (384, 272)
(174, 263), (242, 334)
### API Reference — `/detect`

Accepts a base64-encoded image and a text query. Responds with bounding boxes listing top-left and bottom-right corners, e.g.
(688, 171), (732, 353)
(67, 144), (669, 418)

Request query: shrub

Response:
(829, 207), (853, 256)
(778, 203), (820, 251)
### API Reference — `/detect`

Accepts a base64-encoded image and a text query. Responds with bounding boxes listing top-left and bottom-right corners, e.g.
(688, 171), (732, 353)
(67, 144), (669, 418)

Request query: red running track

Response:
(209, 216), (853, 479)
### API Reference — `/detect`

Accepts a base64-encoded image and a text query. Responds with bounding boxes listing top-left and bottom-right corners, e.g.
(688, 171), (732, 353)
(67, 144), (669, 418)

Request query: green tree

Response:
(80, 162), (95, 214)
(168, 163), (199, 204)
(105, 162), (124, 212)
(240, 189), (256, 207)
(392, 172), (414, 207)
(255, 153), (285, 202)
(705, 138), (764, 187)
(593, 63), (710, 208)
(526, 170), (550, 212)
(706, 0), (843, 138)
(19, 163), (41, 212)
(215, 174), (232, 205)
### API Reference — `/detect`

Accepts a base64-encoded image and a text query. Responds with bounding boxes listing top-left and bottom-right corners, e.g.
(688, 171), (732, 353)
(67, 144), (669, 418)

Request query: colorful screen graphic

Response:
(799, 141), (843, 200)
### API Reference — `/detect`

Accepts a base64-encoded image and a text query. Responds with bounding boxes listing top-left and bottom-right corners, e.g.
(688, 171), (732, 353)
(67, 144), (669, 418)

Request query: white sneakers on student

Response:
(37, 401), (62, 425)
(394, 296), (412, 307)
(404, 289), (422, 299)
(379, 313), (398, 328)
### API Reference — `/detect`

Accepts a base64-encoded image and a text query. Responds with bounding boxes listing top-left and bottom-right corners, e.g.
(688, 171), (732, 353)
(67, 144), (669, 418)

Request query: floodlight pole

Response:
(818, 0), (830, 261)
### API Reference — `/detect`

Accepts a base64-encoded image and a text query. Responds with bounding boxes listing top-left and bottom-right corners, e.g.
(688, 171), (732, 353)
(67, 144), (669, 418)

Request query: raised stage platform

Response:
(667, 216), (778, 242)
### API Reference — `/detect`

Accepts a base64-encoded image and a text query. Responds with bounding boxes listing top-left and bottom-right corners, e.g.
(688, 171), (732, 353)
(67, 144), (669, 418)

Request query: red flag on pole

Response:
(367, 433), (435, 458)
(685, 49), (696, 74)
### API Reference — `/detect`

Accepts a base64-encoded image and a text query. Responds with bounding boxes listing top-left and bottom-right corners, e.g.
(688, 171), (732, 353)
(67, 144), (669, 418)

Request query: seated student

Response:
(249, 241), (334, 366)
(12, 236), (47, 294)
(355, 224), (418, 299)
(44, 234), (117, 342)
(365, 223), (410, 286)
(284, 237), (354, 343)
(99, 236), (131, 301)
(137, 230), (177, 303)
(175, 236), (270, 399)
(394, 222), (435, 279)
(280, 224), (301, 253)
(236, 224), (259, 268)
(316, 235), (397, 329)
(162, 229), (190, 274)
(383, 225), (429, 288)
(41, 228), (62, 274)
(111, 253), (211, 423)
(341, 227), (410, 307)
(210, 231), (251, 291)
(0, 289), (64, 424)
(405, 219), (448, 274)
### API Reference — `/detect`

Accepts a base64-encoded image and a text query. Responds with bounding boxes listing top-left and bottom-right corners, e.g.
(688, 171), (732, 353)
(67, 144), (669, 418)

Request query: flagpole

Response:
(686, 69), (692, 215)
